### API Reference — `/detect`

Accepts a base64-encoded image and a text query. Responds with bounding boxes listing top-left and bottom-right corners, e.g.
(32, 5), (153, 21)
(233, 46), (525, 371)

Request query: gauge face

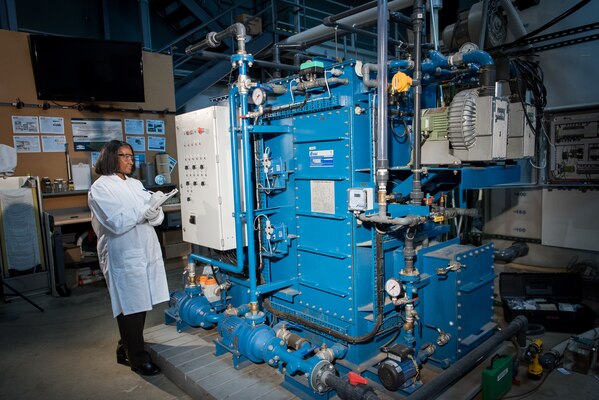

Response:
(252, 88), (266, 105)
(384, 278), (403, 298)
(459, 42), (479, 54)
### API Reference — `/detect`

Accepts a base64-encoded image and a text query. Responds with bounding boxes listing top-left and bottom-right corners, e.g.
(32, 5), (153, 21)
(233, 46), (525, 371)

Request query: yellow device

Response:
(524, 339), (543, 380)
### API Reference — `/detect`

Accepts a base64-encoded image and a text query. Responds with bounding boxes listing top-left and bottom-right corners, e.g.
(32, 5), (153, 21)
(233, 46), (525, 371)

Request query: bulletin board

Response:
(0, 30), (179, 210)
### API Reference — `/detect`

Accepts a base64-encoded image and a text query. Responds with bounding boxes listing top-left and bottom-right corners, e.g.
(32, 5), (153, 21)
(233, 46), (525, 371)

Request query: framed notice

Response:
(72, 118), (123, 151)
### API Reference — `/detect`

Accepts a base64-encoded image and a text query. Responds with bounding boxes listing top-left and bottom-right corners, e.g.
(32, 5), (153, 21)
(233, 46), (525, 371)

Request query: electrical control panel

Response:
(175, 105), (245, 250)
(549, 110), (599, 184)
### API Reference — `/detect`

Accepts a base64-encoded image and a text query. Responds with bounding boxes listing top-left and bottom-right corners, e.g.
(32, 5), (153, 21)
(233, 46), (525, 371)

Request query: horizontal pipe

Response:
(278, 0), (412, 47)
(406, 315), (528, 400)
(357, 213), (426, 226)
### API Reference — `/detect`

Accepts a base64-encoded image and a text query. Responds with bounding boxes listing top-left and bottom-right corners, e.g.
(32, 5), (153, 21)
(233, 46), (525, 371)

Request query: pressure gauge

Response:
(384, 278), (404, 298)
(252, 88), (266, 105)
(459, 42), (479, 54)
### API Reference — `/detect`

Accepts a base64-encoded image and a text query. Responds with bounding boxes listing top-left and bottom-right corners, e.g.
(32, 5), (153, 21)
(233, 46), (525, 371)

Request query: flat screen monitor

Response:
(29, 34), (145, 103)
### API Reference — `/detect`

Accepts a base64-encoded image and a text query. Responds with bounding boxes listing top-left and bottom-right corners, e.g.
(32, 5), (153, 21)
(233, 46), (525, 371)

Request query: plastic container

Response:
(204, 277), (220, 303)
(42, 177), (52, 193)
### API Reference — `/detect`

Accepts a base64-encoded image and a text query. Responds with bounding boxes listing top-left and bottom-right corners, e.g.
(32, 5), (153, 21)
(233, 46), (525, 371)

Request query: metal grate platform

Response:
(144, 324), (300, 400)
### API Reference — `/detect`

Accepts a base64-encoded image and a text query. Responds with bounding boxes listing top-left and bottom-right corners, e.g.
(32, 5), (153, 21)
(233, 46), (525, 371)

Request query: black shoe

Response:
(116, 345), (129, 366)
(131, 361), (161, 376)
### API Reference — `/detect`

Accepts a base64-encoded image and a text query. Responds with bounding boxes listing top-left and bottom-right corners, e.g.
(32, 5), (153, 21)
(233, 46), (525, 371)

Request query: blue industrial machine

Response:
(166, 2), (532, 398)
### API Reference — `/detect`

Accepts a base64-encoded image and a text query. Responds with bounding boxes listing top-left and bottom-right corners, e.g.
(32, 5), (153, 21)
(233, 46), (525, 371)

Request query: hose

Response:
(493, 241), (529, 263)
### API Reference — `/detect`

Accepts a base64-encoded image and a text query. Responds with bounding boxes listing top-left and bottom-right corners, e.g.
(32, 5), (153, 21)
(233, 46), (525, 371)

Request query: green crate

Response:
(482, 354), (513, 400)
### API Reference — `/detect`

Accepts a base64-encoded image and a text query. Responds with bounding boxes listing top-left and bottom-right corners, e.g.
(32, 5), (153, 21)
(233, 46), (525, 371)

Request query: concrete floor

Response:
(0, 258), (191, 400)
(1, 258), (598, 400)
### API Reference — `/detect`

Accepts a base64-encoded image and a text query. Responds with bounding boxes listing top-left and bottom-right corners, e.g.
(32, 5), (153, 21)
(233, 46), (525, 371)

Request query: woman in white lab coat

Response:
(88, 140), (169, 376)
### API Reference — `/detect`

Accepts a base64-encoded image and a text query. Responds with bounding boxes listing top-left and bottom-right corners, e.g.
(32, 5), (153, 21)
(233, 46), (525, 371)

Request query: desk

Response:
(53, 211), (92, 226)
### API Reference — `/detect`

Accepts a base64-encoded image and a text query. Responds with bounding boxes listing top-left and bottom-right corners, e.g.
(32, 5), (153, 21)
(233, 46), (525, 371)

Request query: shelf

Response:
(42, 190), (88, 198)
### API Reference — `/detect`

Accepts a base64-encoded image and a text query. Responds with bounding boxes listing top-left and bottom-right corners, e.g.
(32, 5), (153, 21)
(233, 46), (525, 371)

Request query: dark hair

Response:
(94, 140), (136, 176)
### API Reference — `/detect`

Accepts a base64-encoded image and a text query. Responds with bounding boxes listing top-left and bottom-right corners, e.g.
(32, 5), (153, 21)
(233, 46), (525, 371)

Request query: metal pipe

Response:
(323, 20), (403, 47)
(278, 0), (412, 47)
(428, 0), (441, 51)
(185, 22), (246, 56)
(292, 77), (349, 91)
(357, 213), (425, 226)
(478, 0), (490, 49)
(406, 315), (529, 400)
(375, 0), (389, 218)
(238, 60), (260, 309)
(410, 0), (424, 205)
(190, 50), (300, 71)
(323, 0), (379, 25)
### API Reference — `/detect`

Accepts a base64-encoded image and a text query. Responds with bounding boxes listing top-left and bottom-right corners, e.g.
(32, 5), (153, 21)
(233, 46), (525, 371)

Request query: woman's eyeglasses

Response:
(118, 153), (135, 160)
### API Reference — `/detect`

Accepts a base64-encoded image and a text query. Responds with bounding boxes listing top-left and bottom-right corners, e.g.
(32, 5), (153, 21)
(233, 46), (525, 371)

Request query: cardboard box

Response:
(235, 14), (262, 35)
(64, 244), (82, 264)
(159, 229), (183, 246)
(162, 242), (191, 259)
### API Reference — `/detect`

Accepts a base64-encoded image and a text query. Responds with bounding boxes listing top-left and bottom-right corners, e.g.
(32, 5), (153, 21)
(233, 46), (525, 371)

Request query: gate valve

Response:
(348, 372), (369, 386)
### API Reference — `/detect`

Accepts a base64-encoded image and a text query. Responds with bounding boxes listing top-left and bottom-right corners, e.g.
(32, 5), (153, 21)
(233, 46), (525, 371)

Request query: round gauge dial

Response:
(252, 88), (266, 105)
(459, 42), (479, 54)
(384, 278), (403, 298)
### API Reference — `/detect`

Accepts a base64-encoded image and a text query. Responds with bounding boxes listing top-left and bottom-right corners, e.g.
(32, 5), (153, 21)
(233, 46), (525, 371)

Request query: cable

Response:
(503, 364), (557, 399)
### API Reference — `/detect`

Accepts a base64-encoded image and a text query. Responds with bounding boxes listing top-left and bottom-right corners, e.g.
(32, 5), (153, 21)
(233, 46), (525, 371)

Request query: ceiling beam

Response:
(176, 32), (274, 110)
(180, 0), (224, 33)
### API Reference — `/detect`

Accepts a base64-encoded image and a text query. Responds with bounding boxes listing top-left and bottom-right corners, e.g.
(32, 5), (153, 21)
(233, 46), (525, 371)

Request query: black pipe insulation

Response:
(264, 233), (385, 344)
(493, 241), (529, 262)
(405, 315), (528, 400)
(323, 373), (380, 400)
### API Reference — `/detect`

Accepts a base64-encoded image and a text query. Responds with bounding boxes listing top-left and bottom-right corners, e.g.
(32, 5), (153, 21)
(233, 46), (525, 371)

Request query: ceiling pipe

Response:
(277, 0), (413, 48)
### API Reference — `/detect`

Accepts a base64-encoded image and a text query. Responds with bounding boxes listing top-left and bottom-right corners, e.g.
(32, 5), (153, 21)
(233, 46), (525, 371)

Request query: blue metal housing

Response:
(168, 47), (526, 397)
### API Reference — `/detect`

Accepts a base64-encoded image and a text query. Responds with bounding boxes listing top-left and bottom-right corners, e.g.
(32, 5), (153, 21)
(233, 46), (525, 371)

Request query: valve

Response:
(437, 260), (464, 275)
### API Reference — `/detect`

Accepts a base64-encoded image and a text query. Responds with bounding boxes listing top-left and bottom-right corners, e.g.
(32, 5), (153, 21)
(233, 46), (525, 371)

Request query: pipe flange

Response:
(310, 360), (335, 393)
(206, 32), (220, 48)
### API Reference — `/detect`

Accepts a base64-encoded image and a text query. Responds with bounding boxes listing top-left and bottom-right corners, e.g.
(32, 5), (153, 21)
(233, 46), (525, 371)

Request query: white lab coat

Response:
(88, 174), (169, 318)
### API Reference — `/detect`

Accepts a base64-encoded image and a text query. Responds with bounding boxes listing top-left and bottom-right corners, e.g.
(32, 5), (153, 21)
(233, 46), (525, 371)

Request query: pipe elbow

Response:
(462, 50), (494, 66)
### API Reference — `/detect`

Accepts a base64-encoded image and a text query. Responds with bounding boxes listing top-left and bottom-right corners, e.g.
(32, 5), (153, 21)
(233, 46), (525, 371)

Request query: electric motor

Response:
(377, 358), (418, 391)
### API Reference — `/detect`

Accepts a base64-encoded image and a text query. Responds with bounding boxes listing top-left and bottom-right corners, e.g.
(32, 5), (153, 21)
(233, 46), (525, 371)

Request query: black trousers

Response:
(116, 311), (150, 366)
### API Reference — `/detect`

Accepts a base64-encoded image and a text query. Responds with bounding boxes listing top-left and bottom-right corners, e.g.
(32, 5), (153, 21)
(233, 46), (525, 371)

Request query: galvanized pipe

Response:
(375, 0), (389, 218)
(185, 22), (246, 55)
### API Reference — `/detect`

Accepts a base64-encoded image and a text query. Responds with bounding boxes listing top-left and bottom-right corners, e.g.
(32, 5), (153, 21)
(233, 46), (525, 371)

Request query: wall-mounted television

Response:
(29, 34), (145, 103)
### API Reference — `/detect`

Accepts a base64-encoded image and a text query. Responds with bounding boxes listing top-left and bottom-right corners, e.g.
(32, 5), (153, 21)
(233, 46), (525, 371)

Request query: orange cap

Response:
(205, 278), (217, 285)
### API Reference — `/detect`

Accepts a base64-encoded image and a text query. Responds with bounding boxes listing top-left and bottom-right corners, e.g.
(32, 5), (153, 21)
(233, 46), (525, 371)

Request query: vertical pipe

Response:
(139, 0), (152, 50)
(410, 0), (424, 205)
(238, 61), (259, 309)
(376, 0), (389, 217)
